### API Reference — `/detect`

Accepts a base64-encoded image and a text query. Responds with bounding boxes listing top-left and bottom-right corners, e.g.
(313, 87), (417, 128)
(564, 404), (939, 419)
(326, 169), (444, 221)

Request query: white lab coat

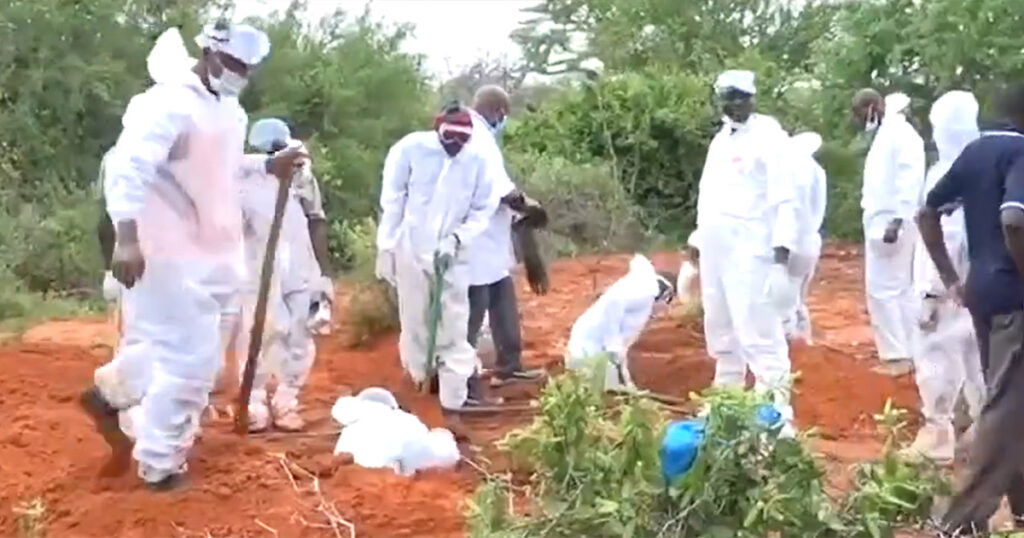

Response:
(567, 254), (661, 391)
(232, 149), (323, 424)
(93, 28), (259, 483)
(690, 114), (797, 422)
(466, 110), (517, 287)
(861, 93), (926, 361)
(911, 91), (985, 427)
(376, 131), (499, 409)
(784, 133), (828, 342)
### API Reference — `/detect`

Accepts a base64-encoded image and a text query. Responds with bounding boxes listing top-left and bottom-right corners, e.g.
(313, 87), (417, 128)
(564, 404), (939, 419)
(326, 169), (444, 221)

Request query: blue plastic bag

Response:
(755, 403), (783, 430)
(660, 419), (705, 484)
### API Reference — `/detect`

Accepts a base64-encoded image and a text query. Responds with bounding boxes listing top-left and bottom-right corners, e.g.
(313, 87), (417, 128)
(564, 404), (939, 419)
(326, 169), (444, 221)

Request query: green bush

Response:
(506, 151), (647, 257)
(338, 217), (398, 346)
(505, 69), (716, 240)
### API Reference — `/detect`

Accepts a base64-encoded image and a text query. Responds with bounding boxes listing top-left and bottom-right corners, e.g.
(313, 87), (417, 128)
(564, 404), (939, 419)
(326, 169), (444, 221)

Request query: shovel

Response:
(236, 161), (295, 434)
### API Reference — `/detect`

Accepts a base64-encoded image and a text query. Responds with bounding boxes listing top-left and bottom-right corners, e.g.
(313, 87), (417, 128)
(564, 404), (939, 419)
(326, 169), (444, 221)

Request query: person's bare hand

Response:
(268, 146), (308, 181)
(112, 240), (145, 288)
(948, 281), (966, 307)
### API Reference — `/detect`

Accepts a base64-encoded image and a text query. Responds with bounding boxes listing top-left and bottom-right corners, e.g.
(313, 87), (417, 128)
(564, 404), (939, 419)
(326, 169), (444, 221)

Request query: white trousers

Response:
(394, 247), (477, 410)
(864, 218), (918, 361)
(699, 225), (792, 421)
(913, 301), (986, 427)
(94, 258), (236, 483)
(232, 286), (315, 418)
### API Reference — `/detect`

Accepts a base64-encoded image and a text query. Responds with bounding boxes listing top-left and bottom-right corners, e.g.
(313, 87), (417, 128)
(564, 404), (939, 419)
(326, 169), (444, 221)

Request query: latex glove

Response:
(316, 276), (335, 304)
(375, 250), (396, 286)
(918, 297), (940, 332)
(102, 270), (122, 303)
(764, 263), (797, 314)
(436, 234), (460, 270)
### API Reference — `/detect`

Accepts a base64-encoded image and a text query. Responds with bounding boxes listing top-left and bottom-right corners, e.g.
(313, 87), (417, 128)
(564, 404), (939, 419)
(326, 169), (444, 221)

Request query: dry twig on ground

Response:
(274, 453), (356, 538)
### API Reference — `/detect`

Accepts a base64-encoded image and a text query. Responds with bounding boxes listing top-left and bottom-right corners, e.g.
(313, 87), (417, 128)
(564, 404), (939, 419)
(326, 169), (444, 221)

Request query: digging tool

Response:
(236, 162), (295, 434)
(419, 251), (448, 394)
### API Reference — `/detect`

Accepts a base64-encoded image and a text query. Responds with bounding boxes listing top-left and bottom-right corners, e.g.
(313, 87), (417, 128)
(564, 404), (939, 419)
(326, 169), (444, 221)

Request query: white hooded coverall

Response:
(785, 133), (828, 342)
(235, 145), (325, 424)
(911, 91), (985, 428)
(377, 131), (498, 410)
(566, 254), (663, 391)
(690, 113), (799, 422)
(862, 93), (926, 362)
(94, 26), (269, 482)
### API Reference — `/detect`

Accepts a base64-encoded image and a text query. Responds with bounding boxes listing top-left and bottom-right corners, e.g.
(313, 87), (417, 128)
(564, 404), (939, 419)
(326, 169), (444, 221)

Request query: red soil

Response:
(0, 245), (922, 537)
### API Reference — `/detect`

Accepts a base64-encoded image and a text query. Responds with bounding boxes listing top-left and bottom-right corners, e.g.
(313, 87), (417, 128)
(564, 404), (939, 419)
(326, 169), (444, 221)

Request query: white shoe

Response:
(248, 402), (271, 433)
(900, 423), (954, 465)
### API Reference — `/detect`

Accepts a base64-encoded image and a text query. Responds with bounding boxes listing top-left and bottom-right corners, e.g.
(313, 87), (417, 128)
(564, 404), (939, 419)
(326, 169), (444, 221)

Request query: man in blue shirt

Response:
(918, 84), (1024, 535)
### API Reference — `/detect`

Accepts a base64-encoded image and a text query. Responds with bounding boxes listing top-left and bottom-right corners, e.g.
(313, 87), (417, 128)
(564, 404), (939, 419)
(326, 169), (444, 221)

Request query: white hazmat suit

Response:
(690, 94), (799, 423)
(904, 91), (986, 463)
(376, 131), (498, 410)
(234, 140), (326, 431)
(566, 254), (671, 391)
(862, 93), (926, 364)
(784, 133), (828, 343)
(93, 25), (269, 484)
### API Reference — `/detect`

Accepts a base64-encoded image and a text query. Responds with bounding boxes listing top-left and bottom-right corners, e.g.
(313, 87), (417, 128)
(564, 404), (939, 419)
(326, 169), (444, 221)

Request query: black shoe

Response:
(78, 386), (133, 477)
(490, 368), (545, 387)
(145, 473), (186, 492)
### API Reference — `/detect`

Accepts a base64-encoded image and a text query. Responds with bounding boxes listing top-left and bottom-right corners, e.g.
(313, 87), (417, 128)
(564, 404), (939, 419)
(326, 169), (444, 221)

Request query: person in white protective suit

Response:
(901, 91), (986, 465)
(78, 23), (304, 490)
(566, 254), (676, 390)
(783, 132), (828, 344)
(231, 117), (334, 432)
(853, 89), (926, 377)
(375, 103), (499, 411)
(688, 70), (799, 426)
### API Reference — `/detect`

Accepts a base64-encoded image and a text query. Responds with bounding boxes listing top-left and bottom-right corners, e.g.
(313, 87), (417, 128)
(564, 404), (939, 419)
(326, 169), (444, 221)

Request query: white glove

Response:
(316, 276), (335, 304)
(918, 297), (940, 332)
(102, 270), (122, 303)
(375, 250), (396, 286)
(764, 263), (797, 314)
(436, 234), (460, 270)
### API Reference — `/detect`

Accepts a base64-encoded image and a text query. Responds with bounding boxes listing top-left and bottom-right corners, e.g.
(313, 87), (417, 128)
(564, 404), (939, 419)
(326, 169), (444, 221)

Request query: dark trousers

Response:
(942, 311), (1024, 534)
(467, 276), (523, 378)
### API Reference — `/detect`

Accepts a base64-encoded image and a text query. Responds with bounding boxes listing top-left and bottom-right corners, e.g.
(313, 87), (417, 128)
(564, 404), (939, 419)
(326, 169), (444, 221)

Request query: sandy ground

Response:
(0, 245), (941, 537)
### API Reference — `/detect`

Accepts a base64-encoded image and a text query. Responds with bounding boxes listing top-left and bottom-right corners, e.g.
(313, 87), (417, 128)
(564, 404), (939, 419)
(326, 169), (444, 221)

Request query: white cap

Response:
(195, 22), (270, 66)
(715, 70), (757, 95)
(248, 118), (291, 152)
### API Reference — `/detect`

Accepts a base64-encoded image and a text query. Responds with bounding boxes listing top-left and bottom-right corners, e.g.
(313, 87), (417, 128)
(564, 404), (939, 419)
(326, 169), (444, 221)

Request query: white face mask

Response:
(209, 55), (249, 98)
(865, 117), (879, 133)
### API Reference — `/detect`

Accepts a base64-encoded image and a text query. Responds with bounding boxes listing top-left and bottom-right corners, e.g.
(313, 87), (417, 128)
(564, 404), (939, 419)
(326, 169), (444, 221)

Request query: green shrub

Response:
(506, 152), (647, 257)
(338, 217), (398, 346)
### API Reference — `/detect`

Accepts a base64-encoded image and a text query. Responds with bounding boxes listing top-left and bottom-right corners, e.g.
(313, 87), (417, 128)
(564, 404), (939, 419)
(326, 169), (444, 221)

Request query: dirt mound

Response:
(0, 246), (922, 537)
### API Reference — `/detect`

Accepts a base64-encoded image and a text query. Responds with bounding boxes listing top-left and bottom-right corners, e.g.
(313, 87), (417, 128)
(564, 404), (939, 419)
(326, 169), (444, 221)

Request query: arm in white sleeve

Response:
(767, 135), (800, 252)
(376, 138), (412, 252)
(689, 138), (719, 250)
(104, 87), (189, 223)
(811, 164), (828, 233)
(893, 128), (926, 221)
(451, 152), (500, 248)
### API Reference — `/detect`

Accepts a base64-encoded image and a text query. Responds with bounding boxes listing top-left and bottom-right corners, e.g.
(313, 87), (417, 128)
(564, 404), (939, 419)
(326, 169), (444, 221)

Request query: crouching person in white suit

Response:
(566, 254), (676, 391)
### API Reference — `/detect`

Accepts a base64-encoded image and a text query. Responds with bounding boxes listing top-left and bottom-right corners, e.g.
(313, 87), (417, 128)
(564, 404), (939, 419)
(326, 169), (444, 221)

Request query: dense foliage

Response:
(2, 0), (1023, 326)
(468, 372), (948, 537)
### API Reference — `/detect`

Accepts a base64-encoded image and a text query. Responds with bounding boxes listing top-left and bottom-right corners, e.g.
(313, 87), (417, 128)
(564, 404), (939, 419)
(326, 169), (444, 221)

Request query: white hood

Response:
(929, 91), (980, 164)
(884, 93), (912, 116)
(146, 28), (199, 86)
(625, 254), (660, 299)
